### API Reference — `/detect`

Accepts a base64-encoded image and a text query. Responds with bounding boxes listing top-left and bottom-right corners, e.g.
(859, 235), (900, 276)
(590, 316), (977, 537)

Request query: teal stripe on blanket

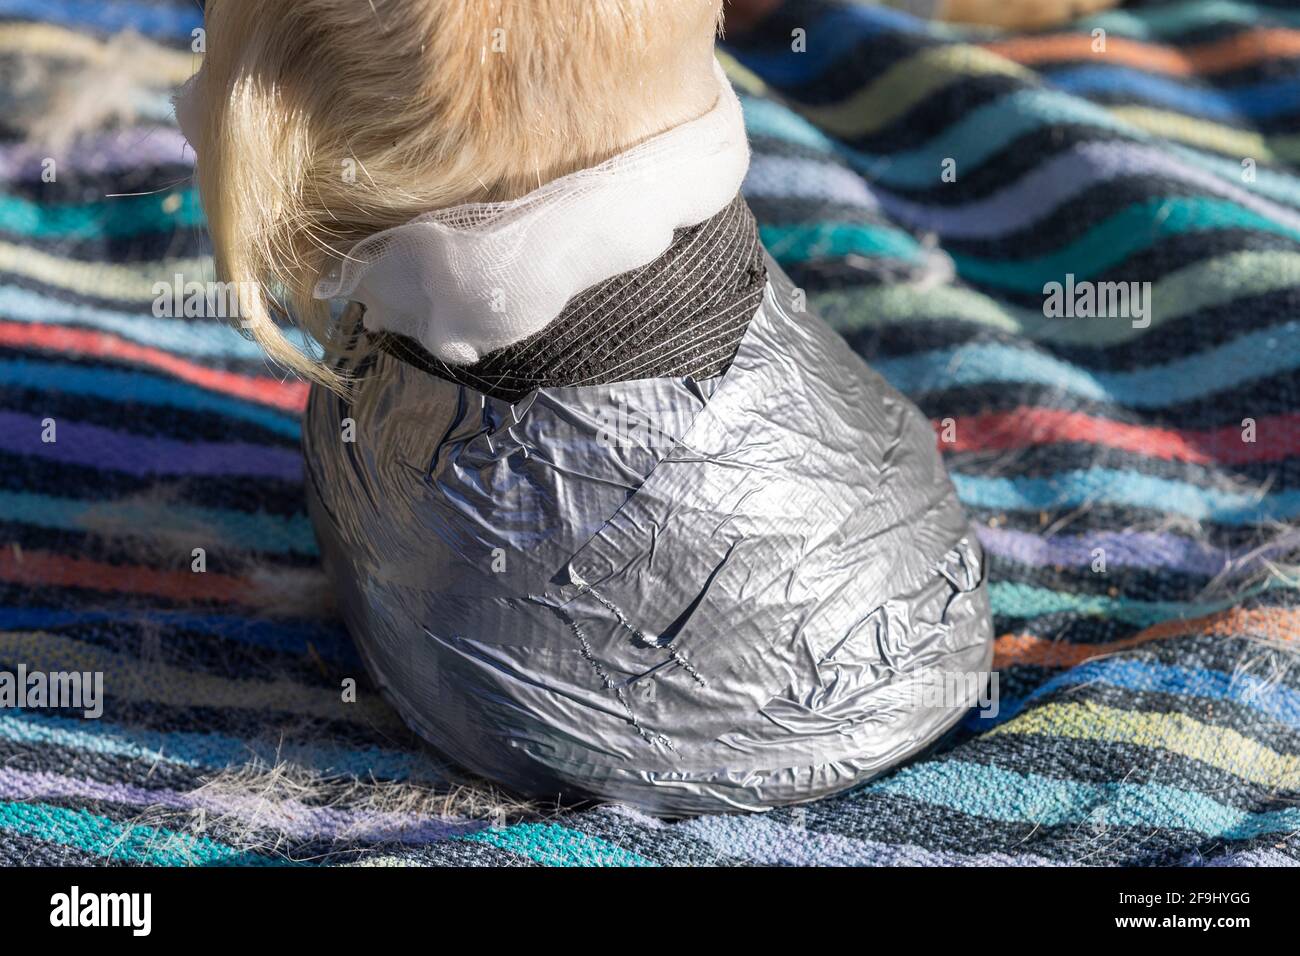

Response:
(760, 222), (923, 262)
(957, 471), (1300, 524)
(462, 822), (657, 867)
(0, 489), (318, 556)
(0, 189), (203, 239)
(1080, 0), (1300, 37)
(0, 800), (286, 866)
(741, 96), (846, 155)
(1168, 145), (1300, 210)
(950, 197), (1300, 291)
(0, 285), (289, 360)
(872, 324), (1300, 405)
(986, 582), (1275, 625)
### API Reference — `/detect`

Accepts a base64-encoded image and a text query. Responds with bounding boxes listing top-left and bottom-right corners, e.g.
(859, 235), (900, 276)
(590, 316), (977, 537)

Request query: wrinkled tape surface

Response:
(304, 261), (993, 815)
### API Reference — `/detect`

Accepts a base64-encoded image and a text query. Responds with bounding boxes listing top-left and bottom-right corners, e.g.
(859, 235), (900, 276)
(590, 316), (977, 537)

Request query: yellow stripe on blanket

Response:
(1107, 106), (1278, 160)
(798, 46), (1033, 137)
(718, 50), (767, 98)
(817, 249), (1300, 345)
(989, 700), (1300, 791)
(0, 241), (209, 302)
(0, 23), (199, 88)
(0, 632), (401, 731)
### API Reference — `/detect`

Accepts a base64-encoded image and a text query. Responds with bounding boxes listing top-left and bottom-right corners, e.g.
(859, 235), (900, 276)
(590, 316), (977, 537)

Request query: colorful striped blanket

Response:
(2, 0), (1298, 866)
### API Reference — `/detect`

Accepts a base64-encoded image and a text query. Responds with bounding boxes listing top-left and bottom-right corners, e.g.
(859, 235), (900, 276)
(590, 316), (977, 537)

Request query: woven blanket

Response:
(2, 0), (1299, 866)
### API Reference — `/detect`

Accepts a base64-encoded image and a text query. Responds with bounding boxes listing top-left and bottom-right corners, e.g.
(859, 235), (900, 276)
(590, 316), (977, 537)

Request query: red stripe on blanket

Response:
(983, 27), (1300, 76)
(994, 606), (1300, 669)
(0, 548), (249, 603)
(0, 321), (309, 412)
(934, 408), (1300, 464)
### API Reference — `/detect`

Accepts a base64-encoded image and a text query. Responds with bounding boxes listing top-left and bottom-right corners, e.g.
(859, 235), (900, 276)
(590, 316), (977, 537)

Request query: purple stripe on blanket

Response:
(0, 128), (193, 181)
(668, 810), (1064, 867)
(1183, 847), (1299, 866)
(0, 410), (301, 480)
(977, 525), (1300, 578)
(871, 141), (1300, 238)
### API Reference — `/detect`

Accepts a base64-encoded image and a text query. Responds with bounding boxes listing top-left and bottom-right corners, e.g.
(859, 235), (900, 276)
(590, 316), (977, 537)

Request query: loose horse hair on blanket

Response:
(115, 759), (547, 863)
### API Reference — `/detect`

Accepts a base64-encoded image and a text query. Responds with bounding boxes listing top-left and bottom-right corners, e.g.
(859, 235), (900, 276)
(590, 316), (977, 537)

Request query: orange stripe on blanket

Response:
(0, 549), (248, 604)
(983, 28), (1300, 77)
(0, 321), (308, 412)
(934, 408), (1300, 465)
(994, 606), (1300, 669)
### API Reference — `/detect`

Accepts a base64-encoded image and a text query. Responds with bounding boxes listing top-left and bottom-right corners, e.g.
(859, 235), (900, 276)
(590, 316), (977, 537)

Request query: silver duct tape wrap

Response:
(303, 260), (993, 815)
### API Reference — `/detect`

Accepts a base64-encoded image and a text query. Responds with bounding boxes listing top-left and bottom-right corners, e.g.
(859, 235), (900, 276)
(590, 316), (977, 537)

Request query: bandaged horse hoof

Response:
(189, 2), (996, 817)
(303, 82), (995, 820)
(305, 257), (993, 815)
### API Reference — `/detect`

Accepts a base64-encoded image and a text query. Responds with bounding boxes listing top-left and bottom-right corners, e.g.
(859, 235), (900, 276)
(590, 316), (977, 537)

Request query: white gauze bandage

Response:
(311, 60), (750, 365)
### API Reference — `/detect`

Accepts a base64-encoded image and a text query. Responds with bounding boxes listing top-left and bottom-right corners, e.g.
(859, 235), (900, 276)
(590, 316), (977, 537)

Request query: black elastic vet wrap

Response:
(376, 195), (768, 401)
